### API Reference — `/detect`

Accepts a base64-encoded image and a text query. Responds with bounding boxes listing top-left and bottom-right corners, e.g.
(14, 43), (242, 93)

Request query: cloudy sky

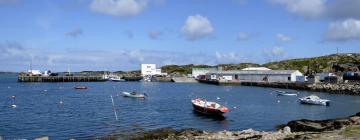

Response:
(1, 0), (360, 72)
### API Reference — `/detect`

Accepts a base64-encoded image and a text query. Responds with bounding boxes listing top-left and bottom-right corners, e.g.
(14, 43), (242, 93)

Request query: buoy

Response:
(11, 104), (17, 108)
(233, 106), (237, 109)
(11, 95), (16, 99)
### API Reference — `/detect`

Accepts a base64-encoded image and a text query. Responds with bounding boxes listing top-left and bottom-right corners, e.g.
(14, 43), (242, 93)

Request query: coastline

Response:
(109, 112), (360, 140)
(198, 79), (360, 95)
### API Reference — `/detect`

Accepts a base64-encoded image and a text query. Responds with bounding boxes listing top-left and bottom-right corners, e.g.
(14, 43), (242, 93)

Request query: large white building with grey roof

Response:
(205, 69), (303, 83)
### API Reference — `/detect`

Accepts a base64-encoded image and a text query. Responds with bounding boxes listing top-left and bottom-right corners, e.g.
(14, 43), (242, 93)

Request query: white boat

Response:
(122, 91), (147, 98)
(109, 77), (124, 82)
(299, 95), (330, 106)
(278, 93), (298, 96)
(274, 90), (298, 96)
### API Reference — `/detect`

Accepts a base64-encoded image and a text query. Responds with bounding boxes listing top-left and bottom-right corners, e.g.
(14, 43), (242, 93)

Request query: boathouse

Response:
(205, 69), (303, 83)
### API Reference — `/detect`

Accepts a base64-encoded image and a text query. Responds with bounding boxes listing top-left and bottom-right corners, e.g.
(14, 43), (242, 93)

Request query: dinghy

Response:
(191, 98), (229, 116)
(122, 91), (147, 98)
(74, 86), (87, 90)
(275, 90), (298, 96)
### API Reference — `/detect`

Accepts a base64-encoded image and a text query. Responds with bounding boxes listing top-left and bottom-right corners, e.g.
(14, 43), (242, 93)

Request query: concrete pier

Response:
(18, 75), (106, 82)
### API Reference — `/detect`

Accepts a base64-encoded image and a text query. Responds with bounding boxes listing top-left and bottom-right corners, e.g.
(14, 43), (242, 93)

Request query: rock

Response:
(350, 116), (360, 124)
(283, 126), (291, 134)
(333, 119), (351, 129)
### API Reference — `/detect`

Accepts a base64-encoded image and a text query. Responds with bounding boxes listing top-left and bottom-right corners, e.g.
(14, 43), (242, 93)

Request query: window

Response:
(288, 77), (291, 81)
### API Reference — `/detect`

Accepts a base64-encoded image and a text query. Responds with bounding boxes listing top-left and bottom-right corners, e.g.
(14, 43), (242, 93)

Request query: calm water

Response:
(1, 74), (360, 139)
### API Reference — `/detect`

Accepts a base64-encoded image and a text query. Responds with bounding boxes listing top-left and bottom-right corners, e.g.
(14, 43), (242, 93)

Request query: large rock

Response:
(287, 118), (352, 132)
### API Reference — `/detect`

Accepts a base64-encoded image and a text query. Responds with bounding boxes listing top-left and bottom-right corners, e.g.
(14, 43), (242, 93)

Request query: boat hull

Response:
(299, 99), (330, 106)
(192, 103), (225, 116)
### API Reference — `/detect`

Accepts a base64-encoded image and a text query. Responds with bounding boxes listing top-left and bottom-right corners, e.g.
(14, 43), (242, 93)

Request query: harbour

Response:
(1, 73), (360, 139)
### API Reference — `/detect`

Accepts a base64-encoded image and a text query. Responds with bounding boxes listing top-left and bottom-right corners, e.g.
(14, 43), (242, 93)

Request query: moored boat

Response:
(191, 98), (229, 116)
(74, 86), (88, 90)
(109, 77), (124, 82)
(274, 90), (298, 96)
(299, 95), (330, 106)
(122, 91), (147, 98)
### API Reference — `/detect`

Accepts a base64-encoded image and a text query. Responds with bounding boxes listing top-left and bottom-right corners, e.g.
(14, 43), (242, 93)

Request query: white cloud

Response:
(326, 0), (360, 19)
(269, 0), (326, 18)
(181, 14), (214, 41)
(276, 33), (291, 41)
(215, 51), (252, 64)
(90, 0), (147, 17)
(263, 46), (287, 61)
(237, 32), (260, 41)
(324, 19), (360, 42)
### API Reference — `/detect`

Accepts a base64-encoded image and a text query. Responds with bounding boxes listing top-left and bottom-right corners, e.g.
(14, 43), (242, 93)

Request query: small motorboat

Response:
(299, 95), (330, 106)
(191, 98), (229, 116)
(109, 77), (124, 82)
(74, 86), (88, 90)
(274, 90), (298, 96)
(122, 91), (147, 98)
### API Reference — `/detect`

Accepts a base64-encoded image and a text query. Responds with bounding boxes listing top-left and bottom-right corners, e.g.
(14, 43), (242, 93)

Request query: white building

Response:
(205, 70), (303, 83)
(141, 64), (163, 76)
(192, 67), (218, 79)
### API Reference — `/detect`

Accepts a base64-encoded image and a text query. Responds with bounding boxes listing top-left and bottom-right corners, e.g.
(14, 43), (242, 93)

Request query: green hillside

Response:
(160, 53), (360, 75)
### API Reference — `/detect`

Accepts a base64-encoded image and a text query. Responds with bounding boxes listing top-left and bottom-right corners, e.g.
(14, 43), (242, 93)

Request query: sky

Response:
(1, 0), (360, 72)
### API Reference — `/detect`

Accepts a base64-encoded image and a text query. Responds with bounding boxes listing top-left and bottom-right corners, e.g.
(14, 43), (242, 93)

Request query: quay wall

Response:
(198, 79), (360, 95)
(18, 76), (106, 82)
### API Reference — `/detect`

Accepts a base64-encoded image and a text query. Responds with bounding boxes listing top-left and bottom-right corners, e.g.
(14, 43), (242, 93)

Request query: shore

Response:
(108, 112), (360, 140)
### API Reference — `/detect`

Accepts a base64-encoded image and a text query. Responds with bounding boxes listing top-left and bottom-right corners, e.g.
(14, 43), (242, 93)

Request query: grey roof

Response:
(208, 70), (301, 75)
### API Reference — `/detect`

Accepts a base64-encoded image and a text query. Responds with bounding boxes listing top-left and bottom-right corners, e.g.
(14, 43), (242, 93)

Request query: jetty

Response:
(18, 75), (106, 82)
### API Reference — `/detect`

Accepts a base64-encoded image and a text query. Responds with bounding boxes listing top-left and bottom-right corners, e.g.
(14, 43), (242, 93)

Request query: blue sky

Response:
(1, 0), (360, 72)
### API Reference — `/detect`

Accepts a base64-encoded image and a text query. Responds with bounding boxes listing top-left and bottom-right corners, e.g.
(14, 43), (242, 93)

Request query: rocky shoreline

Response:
(218, 81), (360, 95)
(114, 112), (360, 140)
(308, 82), (360, 95)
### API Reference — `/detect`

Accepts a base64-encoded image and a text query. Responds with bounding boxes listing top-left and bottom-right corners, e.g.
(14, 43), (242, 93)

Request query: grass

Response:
(339, 125), (360, 137)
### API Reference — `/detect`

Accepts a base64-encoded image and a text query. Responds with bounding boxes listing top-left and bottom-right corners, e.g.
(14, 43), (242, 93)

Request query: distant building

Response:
(141, 64), (164, 76)
(205, 70), (303, 83)
(192, 67), (218, 79)
(242, 67), (271, 71)
(27, 70), (42, 76)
